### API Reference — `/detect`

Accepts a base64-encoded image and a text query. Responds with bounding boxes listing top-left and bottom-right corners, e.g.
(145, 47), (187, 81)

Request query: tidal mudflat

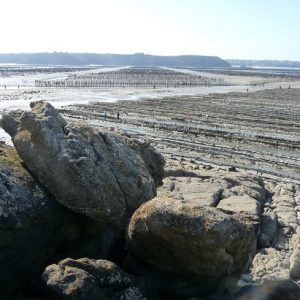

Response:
(61, 87), (300, 181)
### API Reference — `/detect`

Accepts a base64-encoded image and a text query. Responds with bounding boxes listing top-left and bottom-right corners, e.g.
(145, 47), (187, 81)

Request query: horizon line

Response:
(0, 52), (299, 62)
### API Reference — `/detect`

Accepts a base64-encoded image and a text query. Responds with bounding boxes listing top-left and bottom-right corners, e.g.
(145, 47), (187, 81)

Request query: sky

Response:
(0, 0), (299, 60)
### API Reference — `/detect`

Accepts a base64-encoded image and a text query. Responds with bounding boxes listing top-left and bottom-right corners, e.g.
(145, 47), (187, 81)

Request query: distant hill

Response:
(227, 59), (300, 68)
(0, 52), (230, 68)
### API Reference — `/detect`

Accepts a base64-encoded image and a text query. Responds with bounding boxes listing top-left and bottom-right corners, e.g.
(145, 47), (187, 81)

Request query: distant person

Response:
(279, 86), (281, 89)
(288, 85), (291, 89)
(4, 85), (6, 90)
(117, 111), (120, 120)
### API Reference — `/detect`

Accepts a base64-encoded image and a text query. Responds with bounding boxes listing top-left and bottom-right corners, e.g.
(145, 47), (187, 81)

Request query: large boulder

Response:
(0, 143), (123, 299)
(1, 101), (157, 228)
(42, 258), (156, 300)
(127, 193), (257, 296)
(0, 142), (64, 299)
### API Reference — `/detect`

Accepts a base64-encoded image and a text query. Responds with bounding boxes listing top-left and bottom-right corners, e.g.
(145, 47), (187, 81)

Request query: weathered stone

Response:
(262, 279), (300, 300)
(260, 211), (278, 244)
(127, 193), (257, 296)
(250, 248), (290, 283)
(163, 167), (200, 178)
(221, 174), (266, 202)
(258, 233), (272, 248)
(0, 109), (22, 137)
(158, 176), (223, 206)
(122, 136), (165, 187)
(217, 195), (262, 221)
(1, 101), (156, 227)
(272, 189), (298, 234)
(0, 143), (64, 299)
(290, 244), (300, 279)
(42, 258), (155, 300)
(0, 143), (123, 299)
(236, 279), (300, 300)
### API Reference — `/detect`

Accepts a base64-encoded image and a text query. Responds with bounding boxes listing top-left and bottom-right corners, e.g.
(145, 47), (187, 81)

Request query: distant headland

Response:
(0, 52), (230, 68)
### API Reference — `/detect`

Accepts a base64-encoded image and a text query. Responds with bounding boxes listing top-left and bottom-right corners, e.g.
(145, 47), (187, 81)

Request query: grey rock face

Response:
(290, 230), (300, 279)
(42, 258), (155, 300)
(1, 101), (156, 227)
(290, 244), (300, 279)
(158, 176), (224, 207)
(0, 109), (22, 136)
(258, 210), (278, 248)
(220, 174), (266, 202)
(218, 195), (262, 222)
(127, 193), (257, 296)
(0, 143), (124, 299)
(123, 136), (165, 187)
(0, 143), (64, 299)
(249, 182), (300, 285)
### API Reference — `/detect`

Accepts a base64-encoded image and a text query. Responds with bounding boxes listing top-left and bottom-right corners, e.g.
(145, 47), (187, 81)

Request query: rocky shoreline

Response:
(1, 101), (300, 299)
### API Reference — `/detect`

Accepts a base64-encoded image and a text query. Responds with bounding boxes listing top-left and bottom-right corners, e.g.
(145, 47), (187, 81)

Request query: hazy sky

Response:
(1, 0), (299, 60)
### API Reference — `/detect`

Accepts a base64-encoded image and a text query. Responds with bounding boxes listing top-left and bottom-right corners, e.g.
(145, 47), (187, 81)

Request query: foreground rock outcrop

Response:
(42, 258), (156, 300)
(1, 101), (159, 228)
(0, 142), (63, 298)
(127, 193), (257, 296)
(0, 143), (126, 299)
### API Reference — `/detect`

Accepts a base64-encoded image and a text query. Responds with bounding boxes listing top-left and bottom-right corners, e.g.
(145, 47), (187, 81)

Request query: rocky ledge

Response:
(0, 101), (300, 299)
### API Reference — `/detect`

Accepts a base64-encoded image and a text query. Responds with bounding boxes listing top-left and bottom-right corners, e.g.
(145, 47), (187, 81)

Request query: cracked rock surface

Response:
(159, 159), (300, 296)
(1, 101), (157, 228)
(248, 181), (300, 287)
